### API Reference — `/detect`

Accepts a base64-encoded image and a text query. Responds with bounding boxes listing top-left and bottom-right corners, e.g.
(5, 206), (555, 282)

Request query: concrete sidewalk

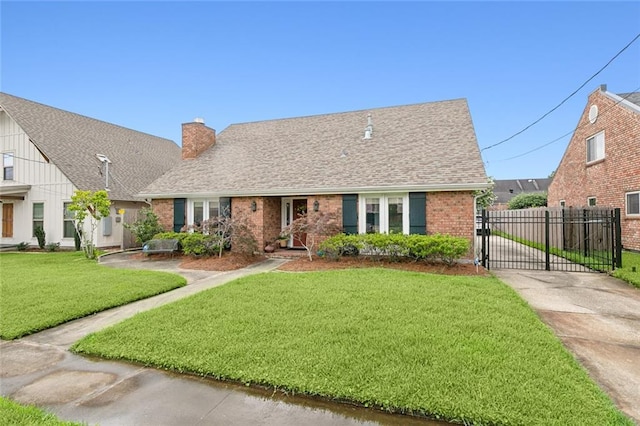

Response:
(493, 269), (640, 424)
(1, 253), (441, 425)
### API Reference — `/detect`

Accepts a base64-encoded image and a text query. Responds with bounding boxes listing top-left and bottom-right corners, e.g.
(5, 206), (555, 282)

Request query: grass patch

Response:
(72, 269), (631, 425)
(0, 252), (186, 339)
(0, 397), (83, 425)
(612, 251), (640, 288)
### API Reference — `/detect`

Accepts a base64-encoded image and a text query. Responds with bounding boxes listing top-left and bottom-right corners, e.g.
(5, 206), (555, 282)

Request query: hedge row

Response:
(318, 233), (470, 265)
(151, 232), (221, 257)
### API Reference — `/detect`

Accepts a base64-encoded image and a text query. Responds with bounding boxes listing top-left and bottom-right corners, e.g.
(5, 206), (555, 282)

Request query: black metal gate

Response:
(480, 208), (622, 272)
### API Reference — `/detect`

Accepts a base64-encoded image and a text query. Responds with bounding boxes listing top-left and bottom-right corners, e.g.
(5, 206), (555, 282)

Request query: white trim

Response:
(587, 196), (597, 207)
(602, 91), (640, 115)
(626, 191), (640, 217)
(140, 182), (489, 200)
(358, 193), (409, 234)
(186, 198), (220, 228)
(586, 131), (605, 164)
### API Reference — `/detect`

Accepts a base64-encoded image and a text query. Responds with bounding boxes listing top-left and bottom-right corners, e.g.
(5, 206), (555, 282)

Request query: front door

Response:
(2, 203), (13, 238)
(291, 199), (308, 248)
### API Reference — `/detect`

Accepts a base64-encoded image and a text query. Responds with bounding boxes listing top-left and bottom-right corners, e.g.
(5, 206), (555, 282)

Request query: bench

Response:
(142, 239), (179, 256)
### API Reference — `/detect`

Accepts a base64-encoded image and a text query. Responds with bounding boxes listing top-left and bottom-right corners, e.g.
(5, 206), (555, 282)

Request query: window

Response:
(188, 199), (220, 228)
(63, 202), (75, 238)
(587, 197), (597, 207)
(359, 194), (409, 234)
(33, 203), (44, 237)
(3, 153), (14, 180)
(586, 132), (605, 163)
(560, 200), (566, 208)
(627, 191), (640, 216)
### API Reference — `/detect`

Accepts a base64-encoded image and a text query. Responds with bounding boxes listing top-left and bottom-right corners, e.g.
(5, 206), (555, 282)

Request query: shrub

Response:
(45, 242), (61, 252)
(74, 228), (82, 251)
(319, 233), (469, 265)
(181, 233), (220, 257)
(124, 208), (165, 245)
(507, 192), (548, 209)
(16, 242), (28, 251)
(34, 226), (46, 249)
(152, 232), (189, 251)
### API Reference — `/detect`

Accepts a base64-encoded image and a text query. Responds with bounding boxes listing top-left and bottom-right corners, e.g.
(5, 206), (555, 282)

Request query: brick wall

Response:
(427, 191), (475, 244)
(548, 87), (640, 250)
(151, 199), (174, 232)
(182, 121), (216, 160)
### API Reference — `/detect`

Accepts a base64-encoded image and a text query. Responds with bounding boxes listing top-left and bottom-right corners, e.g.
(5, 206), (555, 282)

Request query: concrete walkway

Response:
(1, 253), (441, 426)
(493, 269), (640, 424)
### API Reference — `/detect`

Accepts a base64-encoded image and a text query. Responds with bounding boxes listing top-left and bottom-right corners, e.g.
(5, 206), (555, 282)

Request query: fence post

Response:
(481, 209), (488, 270)
(545, 210), (550, 271)
(582, 209), (589, 258)
(614, 208), (622, 269)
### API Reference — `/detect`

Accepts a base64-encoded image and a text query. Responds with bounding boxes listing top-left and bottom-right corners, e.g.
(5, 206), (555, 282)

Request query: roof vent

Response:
(194, 117), (205, 124)
(363, 113), (373, 140)
(588, 105), (598, 124)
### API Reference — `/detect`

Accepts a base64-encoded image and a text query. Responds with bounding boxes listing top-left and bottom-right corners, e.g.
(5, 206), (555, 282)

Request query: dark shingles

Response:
(0, 93), (181, 201)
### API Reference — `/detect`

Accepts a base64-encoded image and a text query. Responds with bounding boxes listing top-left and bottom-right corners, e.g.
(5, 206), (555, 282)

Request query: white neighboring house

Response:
(0, 93), (180, 249)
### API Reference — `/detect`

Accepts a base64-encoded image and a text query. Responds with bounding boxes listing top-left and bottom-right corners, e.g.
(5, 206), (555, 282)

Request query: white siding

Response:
(0, 111), (122, 249)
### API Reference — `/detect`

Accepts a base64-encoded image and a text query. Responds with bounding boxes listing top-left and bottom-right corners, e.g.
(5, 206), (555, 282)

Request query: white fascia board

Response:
(139, 182), (489, 199)
(603, 91), (640, 114)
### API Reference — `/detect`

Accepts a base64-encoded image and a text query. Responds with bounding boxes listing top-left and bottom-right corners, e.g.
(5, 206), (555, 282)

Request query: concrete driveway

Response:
(494, 269), (640, 424)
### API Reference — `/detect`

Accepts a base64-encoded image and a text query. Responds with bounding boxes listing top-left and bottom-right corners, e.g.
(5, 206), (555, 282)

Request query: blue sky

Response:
(2, 1), (639, 180)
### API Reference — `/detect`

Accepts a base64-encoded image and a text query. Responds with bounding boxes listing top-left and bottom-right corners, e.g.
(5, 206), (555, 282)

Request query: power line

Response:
(492, 87), (640, 162)
(481, 31), (640, 152)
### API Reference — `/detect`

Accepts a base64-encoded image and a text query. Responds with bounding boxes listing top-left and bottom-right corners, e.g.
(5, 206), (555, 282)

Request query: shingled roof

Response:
(618, 92), (640, 109)
(142, 98), (487, 197)
(0, 93), (181, 201)
(494, 178), (551, 205)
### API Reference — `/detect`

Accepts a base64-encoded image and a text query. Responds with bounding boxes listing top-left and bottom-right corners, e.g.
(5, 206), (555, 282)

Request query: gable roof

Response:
(142, 99), (487, 198)
(617, 92), (640, 109)
(0, 93), (181, 201)
(494, 178), (551, 204)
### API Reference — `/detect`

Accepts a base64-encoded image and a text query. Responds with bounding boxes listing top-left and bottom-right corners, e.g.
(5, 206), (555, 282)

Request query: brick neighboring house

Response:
(140, 99), (489, 252)
(548, 85), (640, 251)
(491, 178), (551, 210)
(0, 93), (181, 249)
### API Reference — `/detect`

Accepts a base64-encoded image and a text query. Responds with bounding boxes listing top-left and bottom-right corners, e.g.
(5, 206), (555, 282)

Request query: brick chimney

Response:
(182, 118), (216, 160)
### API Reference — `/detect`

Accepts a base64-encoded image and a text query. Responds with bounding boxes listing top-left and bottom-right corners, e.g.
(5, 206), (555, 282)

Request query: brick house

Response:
(0, 93), (181, 249)
(548, 85), (640, 251)
(140, 99), (489, 252)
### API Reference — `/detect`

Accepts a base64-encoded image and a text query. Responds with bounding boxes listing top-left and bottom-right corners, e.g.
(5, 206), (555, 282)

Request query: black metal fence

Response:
(480, 207), (622, 272)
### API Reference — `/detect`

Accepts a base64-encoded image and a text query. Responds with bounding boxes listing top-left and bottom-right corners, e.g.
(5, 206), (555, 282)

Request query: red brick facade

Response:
(182, 121), (216, 160)
(426, 191), (475, 243)
(548, 87), (640, 251)
(151, 192), (475, 254)
(151, 199), (174, 232)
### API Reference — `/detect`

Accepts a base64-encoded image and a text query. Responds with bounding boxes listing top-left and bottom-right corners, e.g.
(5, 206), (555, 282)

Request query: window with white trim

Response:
(63, 202), (75, 238)
(188, 199), (220, 228)
(358, 194), (409, 234)
(33, 202), (44, 237)
(559, 200), (566, 208)
(586, 131), (605, 163)
(3, 153), (14, 180)
(587, 197), (596, 207)
(626, 191), (640, 216)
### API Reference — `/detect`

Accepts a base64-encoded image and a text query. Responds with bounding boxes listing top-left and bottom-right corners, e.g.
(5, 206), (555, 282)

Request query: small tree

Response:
(284, 211), (341, 261)
(507, 192), (548, 210)
(474, 176), (497, 211)
(34, 226), (46, 249)
(124, 207), (164, 245)
(68, 190), (111, 259)
(185, 208), (257, 257)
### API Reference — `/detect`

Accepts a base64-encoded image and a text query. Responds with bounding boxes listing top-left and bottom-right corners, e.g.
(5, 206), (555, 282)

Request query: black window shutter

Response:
(409, 192), (426, 234)
(220, 197), (231, 217)
(342, 194), (358, 234)
(173, 198), (186, 232)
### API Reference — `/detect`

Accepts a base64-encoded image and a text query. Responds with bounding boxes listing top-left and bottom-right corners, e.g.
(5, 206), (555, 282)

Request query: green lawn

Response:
(612, 250), (640, 288)
(0, 397), (83, 425)
(0, 252), (186, 339)
(72, 269), (631, 425)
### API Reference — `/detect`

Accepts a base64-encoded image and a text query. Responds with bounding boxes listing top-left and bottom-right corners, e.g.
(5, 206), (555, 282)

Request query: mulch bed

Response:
(152, 252), (489, 276)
